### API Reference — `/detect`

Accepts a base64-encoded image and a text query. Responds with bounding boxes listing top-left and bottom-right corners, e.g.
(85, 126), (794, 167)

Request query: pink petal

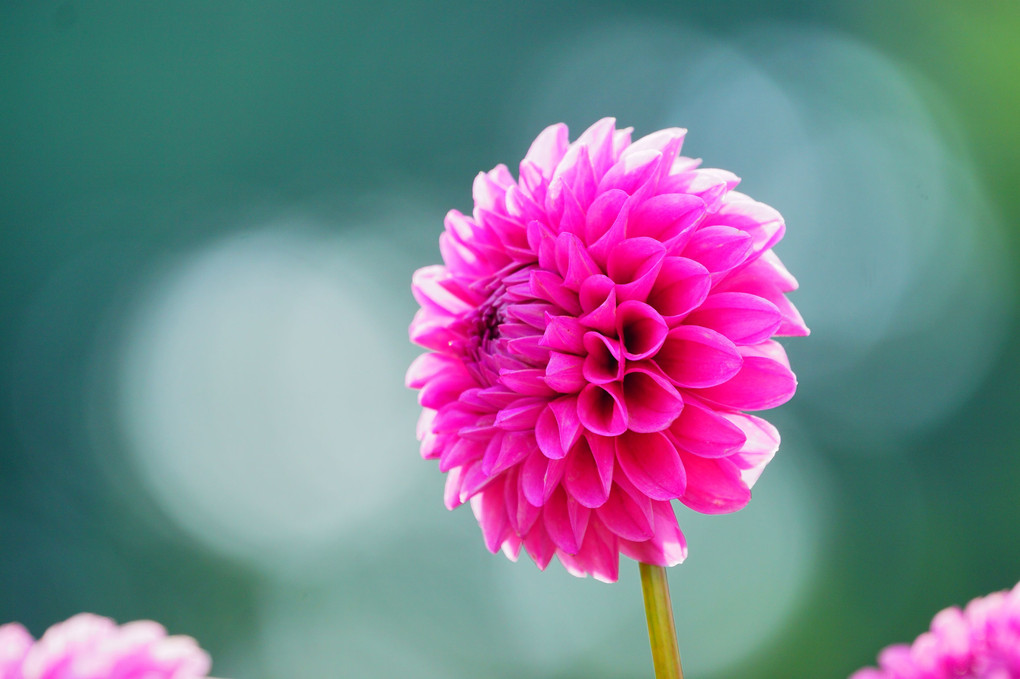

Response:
(499, 368), (556, 397)
(555, 232), (602, 291)
(615, 431), (687, 500)
(681, 224), (753, 275)
(415, 359), (476, 409)
(438, 437), (484, 473)
(607, 237), (667, 302)
(471, 485), (511, 553)
(581, 332), (624, 384)
(617, 501), (688, 567)
(597, 149), (663, 196)
(684, 292), (783, 345)
(694, 348), (797, 411)
(621, 363), (684, 433)
(535, 396), (582, 459)
(522, 521), (557, 570)
(520, 450), (567, 506)
(506, 471), (542, 535)
(529, 270), (581, 315)
(627, 193), (705, 247)
(577, 382), (628, 436)
(616, 300), (668, 360)
(585, 189), (630, 247)
(625, 127), (687, 157)
(646, 256), (711, 320)
(563, 434), (613, 508)
(577, 279), (618, 334)
(677, 451), (750, 514)
(545, 351), (585, 393)
(656, 326), (742, 389)
(522, 123), (570, 178)
(482, 430), (537, 476)
(668, 398), (746, 458)
(597, 479), (655, 541)
(541, 314), (587, 354)
(543, 486), (590, 554)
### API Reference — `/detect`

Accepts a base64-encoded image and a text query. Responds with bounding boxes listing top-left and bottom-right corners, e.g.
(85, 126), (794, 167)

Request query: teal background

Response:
(2, 2), (1019, 677)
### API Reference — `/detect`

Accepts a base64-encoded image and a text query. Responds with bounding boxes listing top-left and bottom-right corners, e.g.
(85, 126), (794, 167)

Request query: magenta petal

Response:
(621, 363), (684, 433)
(677, 451), (750, 514)
(694, 351), (797, 411)
(545, 351), (586, 393)
(627, 192), (705, 245)
(494, 398), (546, 431)
(616, 300), (668, 360)
(438, 437), (484, 473)
(520, 450), (567, 506)
(578, 274), (616, 314)
(536, 405), (566, 459)
(541, 314), (587, 354)
(563, 435), (613, 508)
(607, 237), (667, 302)
(577, 382), (628, 436)
(499, 368), (556, 396)
(597, 149), (662, 195)
(577, 283), (618, 334)
(585, 189), (630, 246)
(529, 269), (581, 315)
(483, 430), (537, 476)
(543, 487), (588, 554)
(615, 431), (686, 500)
(682, 224), (753, 274)
(555, 232), (602, 291)
(522, 123), (570, 178)
(617, 501), (688, 567)
(598, 481), (655, 541)
(646, 256), (711, 320)
(510, 477), (542, 535)
(669, 398), (746, 458)
(581, 332), (624, 384)
(656, 326), (742, 389)
(684, 292), (783, 346)
(471, 485), (510, 553)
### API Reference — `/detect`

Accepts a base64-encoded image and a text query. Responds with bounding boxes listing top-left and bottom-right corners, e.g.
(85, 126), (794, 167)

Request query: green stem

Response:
(639, 562), (684, 679)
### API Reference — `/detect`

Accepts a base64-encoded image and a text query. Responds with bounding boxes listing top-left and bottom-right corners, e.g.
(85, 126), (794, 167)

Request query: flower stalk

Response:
(640, 562), (684, 679)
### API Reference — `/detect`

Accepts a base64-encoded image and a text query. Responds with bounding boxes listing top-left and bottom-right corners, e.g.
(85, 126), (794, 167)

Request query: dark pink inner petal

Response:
(607, 237), (667, 302)
(529, 269), (581, 315)
(582, 332), (624, 384)
(693, 353), (797, 411)
(677, 452), (750, 515)
(656, 326), (742, 389)
(563, 435), (613, 508)
(646, 257), (711, 320)
(621, 364), (684, 433)
(684, 292), (783, 346)
(668, 398), (746, 458)
(616, 300), (668, 360)
(615, 431), (687, 500)
(681, 224), (753, 275)
(577, 382), (628, 436)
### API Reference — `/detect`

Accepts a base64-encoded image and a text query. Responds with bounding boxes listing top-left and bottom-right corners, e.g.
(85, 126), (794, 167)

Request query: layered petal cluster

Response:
(0, 614), (212, 679)
(407, 119), (807, 582)
(851, 581), (1020, 679)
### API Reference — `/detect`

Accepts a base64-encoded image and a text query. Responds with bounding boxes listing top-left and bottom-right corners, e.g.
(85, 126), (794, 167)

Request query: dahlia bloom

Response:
(407, 118), (808, 582)
(851, 582), (1020, 679)
(0, 614), (212, 679)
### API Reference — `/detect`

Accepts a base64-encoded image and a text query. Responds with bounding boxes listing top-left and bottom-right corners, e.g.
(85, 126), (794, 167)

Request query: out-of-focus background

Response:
(2, 1), (1018, 677)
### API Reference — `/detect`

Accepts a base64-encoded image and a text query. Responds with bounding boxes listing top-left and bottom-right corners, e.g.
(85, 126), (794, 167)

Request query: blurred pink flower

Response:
(407, 118), (807, 582)
(0, 614), (212, 679)
(851, 582), (1020, 679)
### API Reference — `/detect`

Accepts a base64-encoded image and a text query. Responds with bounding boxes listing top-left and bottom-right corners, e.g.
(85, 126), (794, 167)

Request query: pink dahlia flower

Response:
(0, 614), (212, 679)
(851, 582), (1020, 679)
(407, 118), (808, 582)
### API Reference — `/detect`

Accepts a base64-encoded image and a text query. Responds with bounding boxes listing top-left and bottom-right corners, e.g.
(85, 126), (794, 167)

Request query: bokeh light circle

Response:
(117, 225), (414, 571)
